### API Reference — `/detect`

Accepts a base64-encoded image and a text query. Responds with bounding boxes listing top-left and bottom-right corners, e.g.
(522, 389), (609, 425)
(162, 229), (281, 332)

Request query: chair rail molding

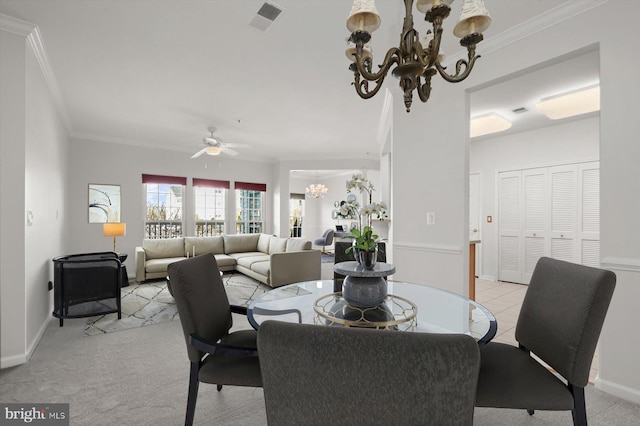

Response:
(394, 241), (462, 255)
(600, 257), (640, 273)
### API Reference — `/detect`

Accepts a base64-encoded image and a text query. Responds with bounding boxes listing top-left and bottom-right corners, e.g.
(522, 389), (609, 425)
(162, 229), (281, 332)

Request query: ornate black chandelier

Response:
(346, 0), (491, 112)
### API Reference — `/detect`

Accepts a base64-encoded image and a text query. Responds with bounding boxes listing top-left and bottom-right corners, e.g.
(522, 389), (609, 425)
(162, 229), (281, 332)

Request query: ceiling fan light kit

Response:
(190, 126), (245, 158)
(346, 0), (491, 112)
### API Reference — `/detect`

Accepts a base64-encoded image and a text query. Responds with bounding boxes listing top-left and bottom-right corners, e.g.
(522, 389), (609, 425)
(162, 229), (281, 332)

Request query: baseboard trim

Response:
(594, 376), (640, 405)
(26, 316), (50, 362)
(394, 241), (462, 255)
(1, 353), (26, 369)
(479, 274), (496, 281)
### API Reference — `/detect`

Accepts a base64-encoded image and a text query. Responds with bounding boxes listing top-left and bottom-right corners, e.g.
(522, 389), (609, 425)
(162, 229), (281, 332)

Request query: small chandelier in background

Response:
(346, 0), (491, 112)
(306, 183), (329, 199)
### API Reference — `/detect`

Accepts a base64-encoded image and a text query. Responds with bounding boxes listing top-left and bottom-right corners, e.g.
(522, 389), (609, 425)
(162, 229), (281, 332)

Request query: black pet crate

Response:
(52, 252), (122, 326)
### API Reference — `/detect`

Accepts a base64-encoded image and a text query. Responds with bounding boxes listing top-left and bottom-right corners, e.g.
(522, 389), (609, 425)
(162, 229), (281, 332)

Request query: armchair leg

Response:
(185, 362), (200, 426)
(570, 384), (587, 426)
(527, 409), (534, 416)
(217, 384), (223, 391)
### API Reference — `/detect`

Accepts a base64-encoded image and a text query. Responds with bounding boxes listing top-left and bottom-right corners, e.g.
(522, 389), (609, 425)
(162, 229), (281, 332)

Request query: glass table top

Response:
(247, 280), (497, 344)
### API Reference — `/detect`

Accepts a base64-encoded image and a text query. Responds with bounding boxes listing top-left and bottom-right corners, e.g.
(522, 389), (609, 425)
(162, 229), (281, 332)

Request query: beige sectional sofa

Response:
(135, 233), (321, 288)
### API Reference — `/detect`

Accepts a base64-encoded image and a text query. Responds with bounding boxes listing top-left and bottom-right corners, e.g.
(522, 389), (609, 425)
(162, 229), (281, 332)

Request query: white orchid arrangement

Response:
(345, 173), (388, 225)
(343, 174), (388, 253)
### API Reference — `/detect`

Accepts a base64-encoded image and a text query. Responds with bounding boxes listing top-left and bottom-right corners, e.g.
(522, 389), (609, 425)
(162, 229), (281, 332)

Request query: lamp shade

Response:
(346, 0), (381, 33)
(453, 0), (491, 38)
(416, 0), (455, 14)
(103, 222), (126, 237)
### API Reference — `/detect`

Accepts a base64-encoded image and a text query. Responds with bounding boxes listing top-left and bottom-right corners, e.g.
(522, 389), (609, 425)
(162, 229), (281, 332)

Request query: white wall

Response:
(24, 44), (69, 356)
(0, 28), (27, 369)
(389, 1), (640, 403)
(67, 139), (275, 264)
(470, 117), (599, 280)
(1, 24), (69, 368)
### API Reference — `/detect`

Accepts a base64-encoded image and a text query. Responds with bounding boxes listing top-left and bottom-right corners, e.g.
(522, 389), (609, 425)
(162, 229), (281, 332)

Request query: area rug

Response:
(321, 253), (335, 263)
(84, 272), (271, 336)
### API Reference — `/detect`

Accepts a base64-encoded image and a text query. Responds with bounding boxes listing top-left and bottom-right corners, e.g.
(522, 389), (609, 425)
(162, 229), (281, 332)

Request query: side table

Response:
(118, 253), (129, 287)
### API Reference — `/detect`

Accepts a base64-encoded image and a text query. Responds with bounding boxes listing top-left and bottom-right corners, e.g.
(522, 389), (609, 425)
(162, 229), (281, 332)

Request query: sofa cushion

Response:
(214, 254), (236, 268)
(228, 252), (265, 260)
(257, 234), (272, 254)
(286, 238), (312, 252)
(269, 237), (288, 254)
(236, 255), (270, 270)
(224, 234), (260, 254)
(145, 257), (185, 273)
(184, 236), (224, 256)
(251, 260), (271, 277)
(142, 238), (185, 260)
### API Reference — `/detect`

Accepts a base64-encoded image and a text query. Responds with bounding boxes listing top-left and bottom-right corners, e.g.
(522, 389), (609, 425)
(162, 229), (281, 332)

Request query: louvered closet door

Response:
(498, 171), (521, 283)
(522, 168), (548, 283)
(579, 162), (600, 267)
(550, 165), (577, 262)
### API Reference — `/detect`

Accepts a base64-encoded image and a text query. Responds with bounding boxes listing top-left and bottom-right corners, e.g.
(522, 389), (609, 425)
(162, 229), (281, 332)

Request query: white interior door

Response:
(522, 168), (548, 283)
(578, 162), (600, 267)
(550, 165), (577, 262)
(498, 171), (521, 283)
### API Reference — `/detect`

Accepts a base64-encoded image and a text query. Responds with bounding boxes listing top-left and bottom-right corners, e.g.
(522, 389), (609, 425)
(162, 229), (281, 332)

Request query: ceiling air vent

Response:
(512, 107), (528, 114)
(250, 2), (284, 31)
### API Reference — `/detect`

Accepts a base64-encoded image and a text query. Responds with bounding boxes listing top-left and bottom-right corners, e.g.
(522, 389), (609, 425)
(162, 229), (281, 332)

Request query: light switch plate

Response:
(426, 212), (436, 225)
(27, 210), (33, 226)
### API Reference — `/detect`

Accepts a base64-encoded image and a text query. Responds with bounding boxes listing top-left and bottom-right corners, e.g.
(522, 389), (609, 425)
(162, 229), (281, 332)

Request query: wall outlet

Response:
(48, 281), (53, 291)
(426, 212), (436, 225)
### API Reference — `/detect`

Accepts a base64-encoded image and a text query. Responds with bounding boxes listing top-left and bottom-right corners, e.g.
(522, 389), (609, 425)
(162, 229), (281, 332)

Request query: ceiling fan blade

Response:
(220, 146), (239, 156)
(191, 147), (208, 159)
(222, 142), (250, 148)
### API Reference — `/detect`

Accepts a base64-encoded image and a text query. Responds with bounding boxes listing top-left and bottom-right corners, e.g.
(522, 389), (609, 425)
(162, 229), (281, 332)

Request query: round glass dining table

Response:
(247, 280), (497, 345)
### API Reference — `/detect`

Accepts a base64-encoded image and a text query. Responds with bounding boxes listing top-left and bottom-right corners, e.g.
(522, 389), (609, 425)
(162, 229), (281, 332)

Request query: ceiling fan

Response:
(191, 126), (247, 158)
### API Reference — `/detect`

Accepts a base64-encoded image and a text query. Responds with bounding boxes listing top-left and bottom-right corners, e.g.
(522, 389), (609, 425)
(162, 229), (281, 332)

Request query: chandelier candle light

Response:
(346, 0), (491, 112)
(306, 183), (329, 199)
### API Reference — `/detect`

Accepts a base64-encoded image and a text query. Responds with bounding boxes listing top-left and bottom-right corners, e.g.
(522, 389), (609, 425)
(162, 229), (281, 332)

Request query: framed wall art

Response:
(89, 184), (121, 223)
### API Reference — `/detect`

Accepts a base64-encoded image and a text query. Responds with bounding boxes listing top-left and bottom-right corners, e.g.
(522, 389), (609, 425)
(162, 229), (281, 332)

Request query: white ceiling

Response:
(0, 0), (598, 162)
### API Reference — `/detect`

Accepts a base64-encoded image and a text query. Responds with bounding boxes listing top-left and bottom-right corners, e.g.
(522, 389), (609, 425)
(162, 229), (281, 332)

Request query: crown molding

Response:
(0, 13), (35, 36)
(0, 14), (72, 133)
(446, 0), (609, 64)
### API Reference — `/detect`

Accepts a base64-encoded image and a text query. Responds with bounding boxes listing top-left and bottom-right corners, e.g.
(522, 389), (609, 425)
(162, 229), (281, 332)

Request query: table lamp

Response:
(103, 222), (126, 253)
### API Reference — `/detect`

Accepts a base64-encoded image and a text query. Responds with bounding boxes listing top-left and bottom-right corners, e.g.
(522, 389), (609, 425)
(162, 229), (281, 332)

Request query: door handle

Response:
(472, 228), (478, 233)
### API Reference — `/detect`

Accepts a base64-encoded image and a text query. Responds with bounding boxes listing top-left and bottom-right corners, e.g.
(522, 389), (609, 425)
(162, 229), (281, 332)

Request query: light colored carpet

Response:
(84, 272), (271, 335)
(3, 262), (637, 425)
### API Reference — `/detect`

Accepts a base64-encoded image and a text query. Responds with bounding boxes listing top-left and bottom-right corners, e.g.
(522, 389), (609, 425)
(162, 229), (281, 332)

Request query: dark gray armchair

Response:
(475, 257), (616, 426)
(312, 229), (334, 254)
(257, 320), (481, 425)
(167, 253), (262, 426)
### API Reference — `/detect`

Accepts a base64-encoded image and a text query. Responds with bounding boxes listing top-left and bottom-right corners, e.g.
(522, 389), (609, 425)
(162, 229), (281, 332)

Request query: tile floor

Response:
(475, 278), (600, 383)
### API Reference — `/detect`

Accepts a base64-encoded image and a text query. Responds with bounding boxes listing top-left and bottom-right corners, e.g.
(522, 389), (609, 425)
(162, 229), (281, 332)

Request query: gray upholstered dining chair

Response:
(167, 253), (262, 426)
(257, 320), (481, 426)
(475, 257), (616, 426)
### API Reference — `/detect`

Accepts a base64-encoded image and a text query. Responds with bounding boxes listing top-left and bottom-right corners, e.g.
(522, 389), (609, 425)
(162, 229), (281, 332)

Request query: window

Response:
(194, 178), (229, 236)
(143, 174), (186, 238)
(235, 182), (266, 234)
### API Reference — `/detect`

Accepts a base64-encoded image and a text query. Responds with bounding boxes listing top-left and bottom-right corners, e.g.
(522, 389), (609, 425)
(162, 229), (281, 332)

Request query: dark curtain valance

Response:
(142, 174), (187, 185)
(235, 181), (267, 192)
(193, 178), (230, 189)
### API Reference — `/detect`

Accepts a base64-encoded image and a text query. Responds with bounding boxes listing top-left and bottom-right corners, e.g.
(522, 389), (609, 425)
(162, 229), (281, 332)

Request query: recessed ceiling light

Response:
(536, 85), (600, 120)
(470, 113), (512, 138)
